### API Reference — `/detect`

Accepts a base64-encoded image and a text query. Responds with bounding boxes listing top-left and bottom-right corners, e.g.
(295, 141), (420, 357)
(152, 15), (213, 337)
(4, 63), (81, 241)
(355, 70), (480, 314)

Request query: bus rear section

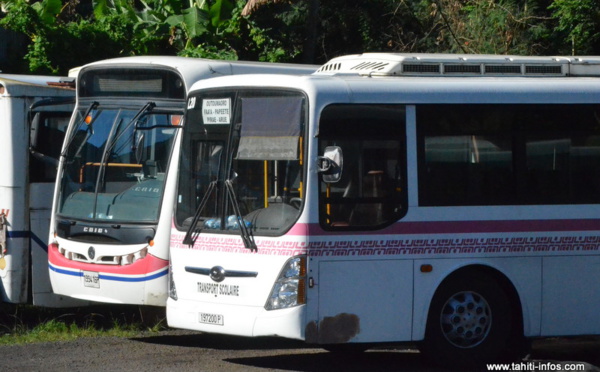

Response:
(48, 57), (317, 306)
(167, 54), (600, 368)
(0, 74), (77, 306)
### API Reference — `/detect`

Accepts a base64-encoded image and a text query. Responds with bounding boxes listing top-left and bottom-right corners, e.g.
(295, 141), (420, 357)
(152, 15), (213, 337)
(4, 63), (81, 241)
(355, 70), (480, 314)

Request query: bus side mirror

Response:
(30, 112), (41, 149)
(317, 146), (343, 183)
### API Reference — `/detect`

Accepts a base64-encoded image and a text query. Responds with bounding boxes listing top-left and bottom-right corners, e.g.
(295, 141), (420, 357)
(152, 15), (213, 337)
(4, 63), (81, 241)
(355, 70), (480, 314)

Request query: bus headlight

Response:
(265, 256), (306, 310)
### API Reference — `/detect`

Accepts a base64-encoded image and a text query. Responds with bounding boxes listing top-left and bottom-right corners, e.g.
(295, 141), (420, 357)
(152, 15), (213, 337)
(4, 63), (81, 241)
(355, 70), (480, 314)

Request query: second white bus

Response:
(167, 53), (600, 367)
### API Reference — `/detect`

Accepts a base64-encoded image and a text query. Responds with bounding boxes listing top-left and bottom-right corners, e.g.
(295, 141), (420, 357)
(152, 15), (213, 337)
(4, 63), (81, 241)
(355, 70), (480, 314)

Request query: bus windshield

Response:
(58, 102), (181, 222)
(177, 90), (305, 240)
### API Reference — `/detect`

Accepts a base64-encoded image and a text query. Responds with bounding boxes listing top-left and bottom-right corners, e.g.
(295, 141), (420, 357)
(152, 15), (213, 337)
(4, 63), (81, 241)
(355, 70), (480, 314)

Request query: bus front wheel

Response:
(421, 272), (521, 368)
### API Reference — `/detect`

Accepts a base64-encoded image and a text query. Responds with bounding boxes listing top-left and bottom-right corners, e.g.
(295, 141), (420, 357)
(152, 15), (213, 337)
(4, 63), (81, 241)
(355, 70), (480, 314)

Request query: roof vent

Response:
(403, 64), (439, 74)
(484, 65), (521, 74)
(350, 61), (390, 71)
(444, 64), (481, 74)
(525, 65), (563, 74)
(315, 53), (600, 77)
(316, 62), (342, 73)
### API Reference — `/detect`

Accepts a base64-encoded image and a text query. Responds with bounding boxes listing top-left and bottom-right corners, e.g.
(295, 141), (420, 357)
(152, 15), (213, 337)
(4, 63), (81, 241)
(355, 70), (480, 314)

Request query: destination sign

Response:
(202, 98), (231, 125)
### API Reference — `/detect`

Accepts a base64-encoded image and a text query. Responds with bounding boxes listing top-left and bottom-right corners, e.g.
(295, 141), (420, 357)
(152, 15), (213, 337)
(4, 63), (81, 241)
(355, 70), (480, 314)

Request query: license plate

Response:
(83, 271), (100, 288)
(199, 312), (224, 326)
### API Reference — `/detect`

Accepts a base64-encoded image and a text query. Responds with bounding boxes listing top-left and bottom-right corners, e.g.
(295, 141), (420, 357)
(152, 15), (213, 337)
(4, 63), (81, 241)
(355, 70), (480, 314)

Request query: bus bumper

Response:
(48, 243), (168, 306)
(167, 297), (305, 340)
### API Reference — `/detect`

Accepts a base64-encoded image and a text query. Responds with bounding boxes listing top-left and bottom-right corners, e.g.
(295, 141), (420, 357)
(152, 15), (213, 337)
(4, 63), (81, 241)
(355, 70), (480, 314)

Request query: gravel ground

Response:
(2, 329), (600, 372)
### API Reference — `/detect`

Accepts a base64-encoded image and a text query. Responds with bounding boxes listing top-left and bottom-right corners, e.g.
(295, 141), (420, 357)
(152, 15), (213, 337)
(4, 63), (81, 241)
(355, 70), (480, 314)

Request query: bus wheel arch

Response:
(420, 265), (527, 368)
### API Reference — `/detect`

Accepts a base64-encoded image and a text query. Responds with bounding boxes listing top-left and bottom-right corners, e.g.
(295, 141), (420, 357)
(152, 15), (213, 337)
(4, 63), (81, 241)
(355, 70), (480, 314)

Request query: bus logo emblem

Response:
(88, 246), (95, 260)
(209, 266), (226, 283)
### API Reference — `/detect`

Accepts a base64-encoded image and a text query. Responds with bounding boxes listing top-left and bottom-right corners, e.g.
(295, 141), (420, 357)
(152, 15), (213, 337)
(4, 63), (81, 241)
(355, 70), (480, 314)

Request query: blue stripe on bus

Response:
(48, 264), (168, 283)
(48, 264), (81, 277)
(100, 269), (168, 282)
(6, 230), (48, 252)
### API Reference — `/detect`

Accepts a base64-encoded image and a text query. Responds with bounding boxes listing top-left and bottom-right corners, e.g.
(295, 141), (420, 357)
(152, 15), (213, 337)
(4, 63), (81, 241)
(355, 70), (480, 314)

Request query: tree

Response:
(549, 0), (600, 55)
(419, 0), (550, 55)
(239, 0), (414, 63)
(1, 0), (595, 75)
(0, 0), (136, 74)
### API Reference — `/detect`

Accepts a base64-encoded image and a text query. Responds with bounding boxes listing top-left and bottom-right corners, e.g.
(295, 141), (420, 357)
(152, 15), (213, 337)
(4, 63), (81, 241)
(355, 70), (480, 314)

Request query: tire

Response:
(421, 272), (521, 369)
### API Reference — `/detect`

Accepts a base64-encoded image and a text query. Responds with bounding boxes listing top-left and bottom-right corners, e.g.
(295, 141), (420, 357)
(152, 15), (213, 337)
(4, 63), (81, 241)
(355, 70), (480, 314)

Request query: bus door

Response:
(315, 104), (410, 343)
(28, 98), (75, 305)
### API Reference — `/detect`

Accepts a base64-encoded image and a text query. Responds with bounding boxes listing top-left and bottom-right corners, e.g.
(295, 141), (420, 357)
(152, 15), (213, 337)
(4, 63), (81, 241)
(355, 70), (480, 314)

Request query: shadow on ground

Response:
(135, 332), (600, 372)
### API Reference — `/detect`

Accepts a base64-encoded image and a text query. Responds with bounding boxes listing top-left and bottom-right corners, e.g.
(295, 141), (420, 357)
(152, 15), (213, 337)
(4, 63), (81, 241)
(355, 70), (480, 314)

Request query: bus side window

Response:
(30, 111), (71, 183)
(318, 105), (407, 230)
(417, 104), (600, 206)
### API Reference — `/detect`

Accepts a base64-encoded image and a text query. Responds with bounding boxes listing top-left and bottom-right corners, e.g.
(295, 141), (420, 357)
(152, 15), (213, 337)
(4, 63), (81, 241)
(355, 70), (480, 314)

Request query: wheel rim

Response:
(440, 290), (492, 348)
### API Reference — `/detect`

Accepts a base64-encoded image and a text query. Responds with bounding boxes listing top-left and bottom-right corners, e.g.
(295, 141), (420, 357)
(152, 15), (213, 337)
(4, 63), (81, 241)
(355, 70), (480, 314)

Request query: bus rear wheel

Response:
(421, 272), (521, 369)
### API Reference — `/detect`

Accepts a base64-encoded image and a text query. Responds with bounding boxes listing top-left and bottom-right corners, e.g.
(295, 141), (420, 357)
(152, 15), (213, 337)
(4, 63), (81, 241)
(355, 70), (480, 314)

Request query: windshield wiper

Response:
(95, 102), (156, 198)
(224, 179), (257, 252)
(61, 101), (99, 159)
(182, 179), (257, 251)
(103, 102), (156, 159)
(183, 180), (218, 246)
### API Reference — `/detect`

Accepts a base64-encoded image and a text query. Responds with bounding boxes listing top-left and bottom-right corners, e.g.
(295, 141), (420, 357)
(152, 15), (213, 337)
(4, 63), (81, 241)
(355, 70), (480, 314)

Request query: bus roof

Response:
(186, 67), (600, 105)
(0, 74), (75, 97)
(79, 56), (318, 91)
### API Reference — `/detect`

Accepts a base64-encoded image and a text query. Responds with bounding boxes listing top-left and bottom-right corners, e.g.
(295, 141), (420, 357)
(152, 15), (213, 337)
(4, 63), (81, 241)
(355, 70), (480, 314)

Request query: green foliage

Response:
(0, 318), (139, 345)
(31, 0), (62, 25)
(91, 0), (237, 56)
(2, 0), (600, 74)
(0, 304), (165, 345)
(233, 0), (308, 62)
(0, 0), (139, 74)
(419, 0), (550, 55)
(549, 0), (600, 54)
(208, 0), (233, 28)
(1, 0), (43, 37)
(179, 43), (237, 60)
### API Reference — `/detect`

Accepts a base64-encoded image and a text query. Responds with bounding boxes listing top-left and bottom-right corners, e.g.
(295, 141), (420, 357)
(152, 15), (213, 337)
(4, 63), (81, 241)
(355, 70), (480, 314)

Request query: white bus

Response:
(167, 53), (600, 367)
(47, 57), (317, 306)
(0, 74), (77, 306)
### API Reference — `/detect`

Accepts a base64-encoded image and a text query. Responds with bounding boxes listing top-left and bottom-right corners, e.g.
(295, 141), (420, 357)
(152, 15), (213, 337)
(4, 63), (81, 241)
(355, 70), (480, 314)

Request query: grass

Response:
(0, 303), (167, 345)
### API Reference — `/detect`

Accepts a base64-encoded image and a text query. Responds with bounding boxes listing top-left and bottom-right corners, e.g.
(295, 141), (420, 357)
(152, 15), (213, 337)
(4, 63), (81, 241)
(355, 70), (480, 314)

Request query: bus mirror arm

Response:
(317, 146), (343, 183)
